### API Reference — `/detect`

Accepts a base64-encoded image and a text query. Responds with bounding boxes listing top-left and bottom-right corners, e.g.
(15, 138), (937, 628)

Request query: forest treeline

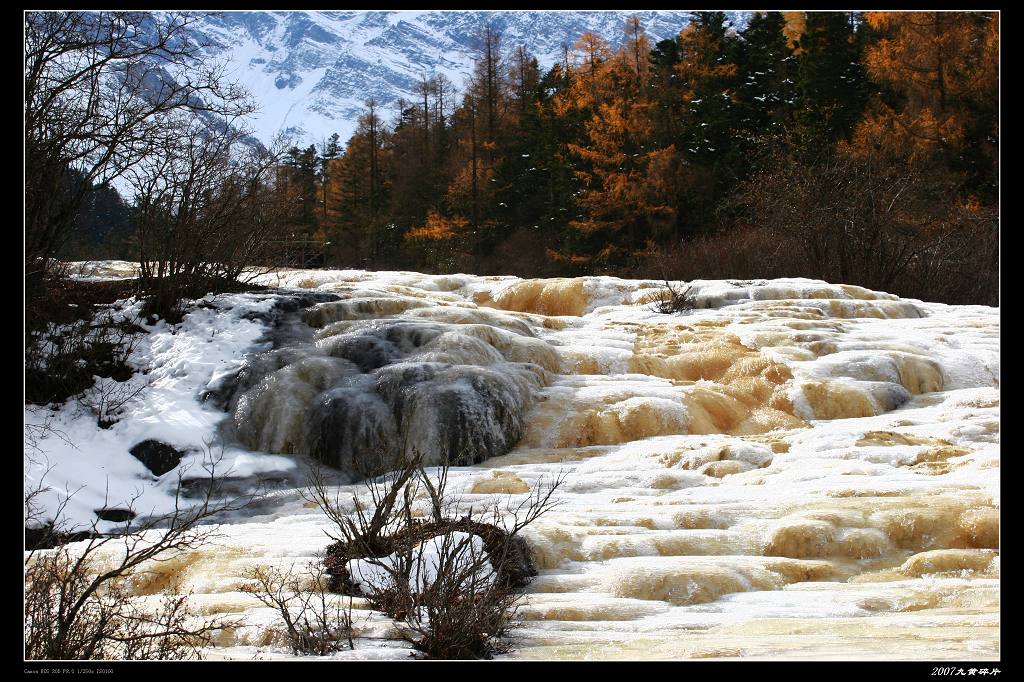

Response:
(60, 11), (999, 305)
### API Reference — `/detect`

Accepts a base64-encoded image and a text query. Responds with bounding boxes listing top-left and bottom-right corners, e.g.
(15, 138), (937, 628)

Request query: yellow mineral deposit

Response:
(78, 267), (995, 660)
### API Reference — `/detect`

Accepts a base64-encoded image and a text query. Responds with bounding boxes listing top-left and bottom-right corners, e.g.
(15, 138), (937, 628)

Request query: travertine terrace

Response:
(29, 264), (999, 660)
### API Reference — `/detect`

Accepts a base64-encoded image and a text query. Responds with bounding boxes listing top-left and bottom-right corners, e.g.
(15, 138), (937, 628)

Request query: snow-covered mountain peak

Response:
(176, 10), (748, 146)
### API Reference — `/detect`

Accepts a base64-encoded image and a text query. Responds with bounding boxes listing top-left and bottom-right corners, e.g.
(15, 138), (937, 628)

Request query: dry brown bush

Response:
(304, 454), (564, 659)
(629, 153), (998, 306)
(25, 12), (254, 294)
(241, 561), (354, 656)
(726, 152), (998, 305)
(650, 280), (699, 314)
(26, 306), (146, 409)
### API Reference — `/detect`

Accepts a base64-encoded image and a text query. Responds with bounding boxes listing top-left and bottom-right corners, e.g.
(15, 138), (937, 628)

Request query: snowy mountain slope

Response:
(180, 10), (749, 146)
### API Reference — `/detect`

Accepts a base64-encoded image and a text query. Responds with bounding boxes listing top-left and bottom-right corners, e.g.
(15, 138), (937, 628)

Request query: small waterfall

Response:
(224, 298), (551, 477)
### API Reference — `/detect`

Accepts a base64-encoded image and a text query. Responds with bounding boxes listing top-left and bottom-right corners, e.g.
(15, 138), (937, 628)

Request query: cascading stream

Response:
(223, 289), (556, 476)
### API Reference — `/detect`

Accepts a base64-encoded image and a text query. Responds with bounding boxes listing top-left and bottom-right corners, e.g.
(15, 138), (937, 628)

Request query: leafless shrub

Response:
(78, 378), (147, 430)
(129, 121), (290, 321)
(24, 450), (253, 660)
(631, 152), (998, 307)
(305, 454), (565, 659)
(633, 225), (794, 284)
(73, 311), (148, 426)
(728, 151), (998, 305)
(390, 472), (564, 659)
(25, 318), (95, 405)
(241, 561), (354, 656)
(25, 9), (286, 321)
(650, 280), (698, 314)
(25, 551), (219, 661)
(25, 422), (73, 472)
(25, 464), (66, 545)
(26, 308), (146, 408)
(303, 456), (422, 558)
(381, 531), (520, 659)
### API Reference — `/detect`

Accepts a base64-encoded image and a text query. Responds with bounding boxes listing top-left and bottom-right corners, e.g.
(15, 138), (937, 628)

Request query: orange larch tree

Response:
(849, 11), (998, 200)
(559, 21), (679, 269)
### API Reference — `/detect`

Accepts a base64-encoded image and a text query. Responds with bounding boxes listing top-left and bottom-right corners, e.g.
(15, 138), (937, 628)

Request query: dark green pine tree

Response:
(733, 11), (798, 169)
(318, 133), (342, 227)
(680, 13), (741, 159)
(537, 62), (584, 243)
(492, 54), (546, 234)
(794, 11), (871, 158)
(67, 171), (135, 259)
(648, 37), (684, 149)
(491, 55), (583, 261)
(388, 101), (434, 233)
(284, 144), (320, 236)
(675, 11), (743, 221)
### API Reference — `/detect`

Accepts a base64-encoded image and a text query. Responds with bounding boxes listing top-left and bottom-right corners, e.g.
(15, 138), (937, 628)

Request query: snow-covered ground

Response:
(25, 261), (999, 660)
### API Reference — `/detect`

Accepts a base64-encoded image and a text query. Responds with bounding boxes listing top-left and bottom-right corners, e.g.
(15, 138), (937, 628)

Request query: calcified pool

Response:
(31, 265), (1000, 660)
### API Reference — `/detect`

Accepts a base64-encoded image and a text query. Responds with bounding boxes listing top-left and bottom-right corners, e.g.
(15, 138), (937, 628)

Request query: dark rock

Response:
(383, 322), (447, 350)
(240, 291), (341, 326)
(373, 361), (442, 400)
(102, 363), (135, 382)
(129, 439), (184, 476)
(272, 290), (342, 312)
(325, 333), (397, 373)
(25, 525), (102, 550)
(318, 322), (448, 372)
(392, 365), (530, 467)
(228, 311), (544, 477)
(94, 508), (136, 522)
(236, 291), (341, 352)
(877, 383), (912, 412)
(301, 360), (530, 476)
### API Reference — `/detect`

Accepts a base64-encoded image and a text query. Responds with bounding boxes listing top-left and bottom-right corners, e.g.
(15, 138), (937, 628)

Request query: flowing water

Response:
(49, 266), (1001, 660)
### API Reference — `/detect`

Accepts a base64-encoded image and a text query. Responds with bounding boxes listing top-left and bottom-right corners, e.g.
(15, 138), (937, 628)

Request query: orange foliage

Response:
(545, 248), (592, 266)
(405, 211), (469, 242)
(782, 11), (807, 51)
(849, 12), (997, 162)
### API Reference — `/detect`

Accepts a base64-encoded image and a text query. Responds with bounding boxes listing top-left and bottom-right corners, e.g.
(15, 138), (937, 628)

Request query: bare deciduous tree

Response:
(126, 114), (288, 319)
(25, 11), (255, 287)
(730, 151), (999, 304)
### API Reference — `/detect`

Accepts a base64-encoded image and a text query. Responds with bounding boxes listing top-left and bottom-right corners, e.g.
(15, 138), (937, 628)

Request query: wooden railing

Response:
(260, 238), (326, 268)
